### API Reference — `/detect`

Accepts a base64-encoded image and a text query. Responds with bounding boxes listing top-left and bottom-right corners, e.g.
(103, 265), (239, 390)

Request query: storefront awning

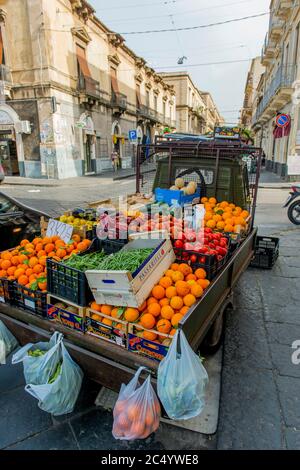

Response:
(76, 44), (91, 78)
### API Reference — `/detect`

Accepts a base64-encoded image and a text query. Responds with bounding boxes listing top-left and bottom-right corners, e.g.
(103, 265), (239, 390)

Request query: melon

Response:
(185, 185), (196, 195)
(170, 185), (178, 191)
(175, 177), (185, 189)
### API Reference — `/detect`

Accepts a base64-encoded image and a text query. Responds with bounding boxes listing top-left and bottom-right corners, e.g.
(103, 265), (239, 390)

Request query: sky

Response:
(89, 0), (270, 124)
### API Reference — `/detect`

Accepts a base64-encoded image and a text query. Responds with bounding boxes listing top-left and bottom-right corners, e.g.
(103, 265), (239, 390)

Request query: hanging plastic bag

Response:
(157, 329), (208, 420)
(24, 341), (83, 416)
(112, 366), (161, 440)
(0, 320), (18, 364)
(12, 332), (64, 385)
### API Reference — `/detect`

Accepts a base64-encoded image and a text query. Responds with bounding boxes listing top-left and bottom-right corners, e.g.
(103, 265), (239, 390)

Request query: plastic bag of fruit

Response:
(112, 366), (161, 440)
(0, 320), (18, 364)
(12, 331), (64, 385)
(157, 329), (208, 420)
(24, 339), (83, 416)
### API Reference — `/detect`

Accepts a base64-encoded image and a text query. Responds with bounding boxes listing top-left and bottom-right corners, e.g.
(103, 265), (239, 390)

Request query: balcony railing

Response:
(253, 64), (296, 124)
(111, 92), (127, 110)
(137, 104), (156, 120)
(0, 65), (11, 83)
(78, 75), (110, 104)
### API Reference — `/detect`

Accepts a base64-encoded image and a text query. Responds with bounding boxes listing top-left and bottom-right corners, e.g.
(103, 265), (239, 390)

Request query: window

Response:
(154, 95), (158, 111)
(111, 67), (119, 96)
(169, 105), (172, 119)
(0, 27), (5, 65)
(146, 90), (150, 107)
(136, 84), (141, 109)
(163, 101), (166, 117)
(76, 44), (91, 78)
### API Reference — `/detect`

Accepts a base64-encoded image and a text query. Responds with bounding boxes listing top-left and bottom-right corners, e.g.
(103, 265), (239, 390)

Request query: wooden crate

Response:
(47, 294), (86, 333)
(40, 216), (95, 240)
(85, 307), (128, 348)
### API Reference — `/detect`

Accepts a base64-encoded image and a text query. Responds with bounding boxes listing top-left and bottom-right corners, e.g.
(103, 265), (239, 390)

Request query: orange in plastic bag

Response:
(112, 366), (161, 440)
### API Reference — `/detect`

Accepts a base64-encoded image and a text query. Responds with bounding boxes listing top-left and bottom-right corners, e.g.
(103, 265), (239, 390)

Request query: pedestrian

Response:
(111, 150), (119, 172)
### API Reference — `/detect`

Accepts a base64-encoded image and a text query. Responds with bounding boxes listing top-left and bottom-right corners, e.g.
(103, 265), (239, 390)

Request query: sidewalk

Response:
(258, 169), (300, 189)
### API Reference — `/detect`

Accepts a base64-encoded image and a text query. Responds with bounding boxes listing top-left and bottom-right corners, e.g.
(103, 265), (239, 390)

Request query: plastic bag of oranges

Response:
(157, 329), (208, 420)
(112, 366), (161, 440)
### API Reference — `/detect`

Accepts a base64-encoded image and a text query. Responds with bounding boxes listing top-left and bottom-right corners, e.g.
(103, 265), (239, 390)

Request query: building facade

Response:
(252, 0), (300, 179)
(240, 57), (265, 128)
(0, 0), (176, 179)
(160, 72), (223, 135)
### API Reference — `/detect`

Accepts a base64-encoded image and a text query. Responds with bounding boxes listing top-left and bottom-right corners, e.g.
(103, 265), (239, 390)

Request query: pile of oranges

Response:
(201, 197), (250, 234)
(0, 235), (91, 291)
(89, 263), (210, 344)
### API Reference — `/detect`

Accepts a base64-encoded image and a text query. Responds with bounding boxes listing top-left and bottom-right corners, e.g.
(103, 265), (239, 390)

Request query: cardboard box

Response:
(127, 323), (172, 362)
(85, 308), (128, 348)
(86, 238), (175, 308)
(47, 295), (86, 333)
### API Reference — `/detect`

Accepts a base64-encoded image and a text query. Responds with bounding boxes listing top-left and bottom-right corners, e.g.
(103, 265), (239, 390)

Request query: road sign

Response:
(276, 114), (290, 128)
(128, 130), (137, 141)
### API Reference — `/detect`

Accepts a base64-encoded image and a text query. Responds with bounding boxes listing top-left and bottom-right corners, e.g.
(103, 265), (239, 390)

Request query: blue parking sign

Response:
(129, 130), (137, 141)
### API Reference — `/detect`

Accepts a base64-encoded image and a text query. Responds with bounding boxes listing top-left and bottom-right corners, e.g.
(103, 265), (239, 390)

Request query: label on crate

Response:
(46, 219), (73, 243)
(24, 298), (35, 310)
(47, 304), (85, 333)
(86, 317), (127, 348)
(128, 333), (170, 362)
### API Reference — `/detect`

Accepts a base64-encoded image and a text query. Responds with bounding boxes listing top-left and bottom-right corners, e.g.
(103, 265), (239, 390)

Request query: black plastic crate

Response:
(0, 278), (14, 304)
(250, 236), (279, 269)
(47, 238), (127, 307)
(12, 283), (47, 317)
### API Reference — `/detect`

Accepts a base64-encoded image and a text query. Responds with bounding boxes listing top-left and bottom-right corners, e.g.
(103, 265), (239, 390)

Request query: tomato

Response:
(185, 233), (196, 243)
(217, 255), (223, 261)
(199, 246), (208, 254)
(209, 242), (216, 249)
(216, 246), (227, 257)
(219, 240), (227, 248)
(174, 240), (184, 249)
(220, 237), (228, 245)
(199, 256), (206, 264)
(190, 254), (197, 263)
(204, 228), (213, 234)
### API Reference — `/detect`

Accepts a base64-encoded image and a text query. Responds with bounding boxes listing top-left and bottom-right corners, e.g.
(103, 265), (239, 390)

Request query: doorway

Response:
(0, 132), (19, 176)
(84, 134), (93, 174)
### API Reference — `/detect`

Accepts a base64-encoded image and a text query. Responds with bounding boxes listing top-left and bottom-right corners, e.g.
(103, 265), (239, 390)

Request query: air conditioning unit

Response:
(21, 121), (31, 134)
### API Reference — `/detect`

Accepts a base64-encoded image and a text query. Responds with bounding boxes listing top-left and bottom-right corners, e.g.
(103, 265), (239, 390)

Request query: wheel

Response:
(288, 200), (300, 225)
(201, 311), (225, 355)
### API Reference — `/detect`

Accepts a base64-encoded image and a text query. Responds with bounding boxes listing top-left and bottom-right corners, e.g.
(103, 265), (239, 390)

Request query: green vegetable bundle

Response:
(64, 250), (106, 271)
(96, 248), (153, 272)
(48, 362), (62, 384)
(28, 349), (46, 357)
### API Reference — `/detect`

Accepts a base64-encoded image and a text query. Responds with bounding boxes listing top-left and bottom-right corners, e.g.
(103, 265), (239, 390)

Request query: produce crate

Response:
(174, 243), (231, 281)
(127, 323), (172, 362)
(86, 238), (175, 308)
(40, 216), (95, 241)
(155, 187), (201, 206)
(0, 278), (13, 304)
(47, 239), (124, 307)
(250, 236), (279, 269)
(85, 308), (128, 348)
(47, 295), (86, 333)
(12, 283), (47, 318)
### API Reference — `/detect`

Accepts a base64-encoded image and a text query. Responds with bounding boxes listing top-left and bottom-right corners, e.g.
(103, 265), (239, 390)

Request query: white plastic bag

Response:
(12, 332), (64, 385)
(112, 366), (161, 440)
(157, 329), (208, 420)
(0, 320), (18, 364)
(25, 341), (83, 416)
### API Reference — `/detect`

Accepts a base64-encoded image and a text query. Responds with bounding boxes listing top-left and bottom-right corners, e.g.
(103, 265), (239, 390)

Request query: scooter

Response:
(284, 186), (300, 225)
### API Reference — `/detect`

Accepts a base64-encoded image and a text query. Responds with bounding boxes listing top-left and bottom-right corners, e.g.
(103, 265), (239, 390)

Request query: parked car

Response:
(0, 192), (50, 250)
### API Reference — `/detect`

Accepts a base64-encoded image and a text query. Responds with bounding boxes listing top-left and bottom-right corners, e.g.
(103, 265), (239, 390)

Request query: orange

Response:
(165, 269), (174, 279)
(11, 256), (20, 266)
(37, 250), (46, 259)
(29, 274), (38, 282)
(18, 254), (28, 264)
(213, 214), (222, 223)
(33, 264), (44, 274)
(171, 271), (184, 283)
(29, 257), (39, 268)
(32, 237), (43, 246)
(45, 243), (55, 254)
(159, 276), (172, 289)
(165, 286), (177, 299)
(66, 244), (75, 254)
(175, 280), (190, 297)
(101, 305), (113, 316)
(39, 256), (47, 267)
(209, 197), (217, 205)
(195, 268), (207, 280)
(170, 296), (184, 310)
(56, 249), (67, 259)
(143, 331), (157, 341)
(206, 219), (216, 229)
(18, 275), (29, 286)
(220, 201), (229, 208)
(124, 307), (139, 322)
(91, 313), (102, 321)
(180, 305), (190, 315)
(183, 294), (197, 307)
(1, 260), (11, 270)
(185, 273), (197, 282)
(1, 252), (12, 260)
(25, 243), (34, 251)
(224, 224), (234, 233)
(140, 313), (156, 330)
(241, 210), (249, 218)
(201, 197), (208, 203)
(169, 328), (177, 336)
(7, 266), (16, 276)
(20, 239), (30, 247)
(25, 268), (34, 277)
(197, 278), (210, 289)
(178, 263), (192, 276)
(171, 313), (183, 327)
(35, 243), (43, 253)
(77, 242), (87, 252)
(55, 240), (65, 249)
(138, 300), (147, 312)
(102, 318), (113, 327)
(147, 297), (158, 306)
(204, 211), (213, 221)
(222, 212), (232, 221)
(156, 318), (172, 334)
(14, 268), (26, 279)
(148, 303), (161, 317)
(190, 284), (203, 298)
(38, 281), (47, 291)
(90, 302), (102, 312)
(160, 305), (174, 320)
(216, 221), (225, 230)
(0, 270), (6, 278)
(152, 285), (165, 300)
(170, 263), (179, 271)
(159, 298), (170, 307)
(111, 307), (120, 319)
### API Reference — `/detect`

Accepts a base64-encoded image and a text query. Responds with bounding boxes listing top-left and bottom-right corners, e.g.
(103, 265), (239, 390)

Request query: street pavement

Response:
(0, 172), (300, 450)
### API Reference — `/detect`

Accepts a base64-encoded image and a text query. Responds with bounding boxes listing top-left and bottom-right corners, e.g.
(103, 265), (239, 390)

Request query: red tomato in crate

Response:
(220, 237), (228, 245)
(190, 254), (198, 263)
(174, 240), (184, 249)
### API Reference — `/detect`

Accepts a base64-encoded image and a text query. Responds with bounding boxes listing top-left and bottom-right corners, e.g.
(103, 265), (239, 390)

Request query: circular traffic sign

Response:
(276, 114), (290, 128)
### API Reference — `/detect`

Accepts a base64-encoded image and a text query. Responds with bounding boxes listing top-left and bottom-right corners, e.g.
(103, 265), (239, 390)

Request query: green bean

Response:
(96, 249), (153, 272)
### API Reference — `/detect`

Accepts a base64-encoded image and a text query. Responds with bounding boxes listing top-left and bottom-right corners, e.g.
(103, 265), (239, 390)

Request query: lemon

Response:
(60, 215), (68, 223)
(67, 216), (74, 223)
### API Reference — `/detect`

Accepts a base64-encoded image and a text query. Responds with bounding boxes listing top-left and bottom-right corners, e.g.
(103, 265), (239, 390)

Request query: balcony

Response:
(274, 0), (294, 17)
(269, 17), (284, 41)
(137, 104), (157, 121)
(111, 92), (127, 113)
(253, 64), (295, 125)
(78, 76), (109, 105)
(261, 33), (276, 65)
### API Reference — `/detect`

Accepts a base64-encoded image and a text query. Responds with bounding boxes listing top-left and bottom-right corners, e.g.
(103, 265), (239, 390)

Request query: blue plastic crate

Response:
(155, 187), (201, 206)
